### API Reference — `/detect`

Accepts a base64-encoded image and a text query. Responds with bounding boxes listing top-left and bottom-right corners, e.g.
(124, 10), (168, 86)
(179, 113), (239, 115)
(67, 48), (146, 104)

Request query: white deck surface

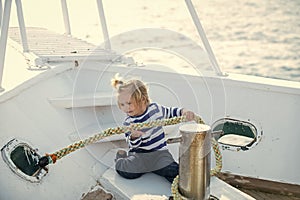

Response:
(99, 147), (255, 200)
(8, 27), (100, 57)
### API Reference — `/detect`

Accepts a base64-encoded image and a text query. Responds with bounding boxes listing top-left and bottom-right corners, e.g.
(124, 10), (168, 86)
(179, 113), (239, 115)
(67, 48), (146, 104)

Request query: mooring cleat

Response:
(38, 156), (50, 168)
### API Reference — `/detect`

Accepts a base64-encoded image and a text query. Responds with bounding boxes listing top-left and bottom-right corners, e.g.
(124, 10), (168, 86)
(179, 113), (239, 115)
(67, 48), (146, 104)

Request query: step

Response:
(48, 92), (116, 108)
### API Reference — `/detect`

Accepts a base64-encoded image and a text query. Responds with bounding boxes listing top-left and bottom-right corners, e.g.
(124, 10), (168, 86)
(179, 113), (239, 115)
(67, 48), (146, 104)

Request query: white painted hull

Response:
(0, 56), (299, 199)
(0, 1), (299, 198)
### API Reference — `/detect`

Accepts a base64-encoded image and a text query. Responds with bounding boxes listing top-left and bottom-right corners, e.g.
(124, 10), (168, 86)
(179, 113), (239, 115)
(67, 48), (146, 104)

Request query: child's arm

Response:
(124, 130), (144, 148)
(161, 104), (195, 121)
(181, 108), (195, 121)
(130, 130), (144, 140)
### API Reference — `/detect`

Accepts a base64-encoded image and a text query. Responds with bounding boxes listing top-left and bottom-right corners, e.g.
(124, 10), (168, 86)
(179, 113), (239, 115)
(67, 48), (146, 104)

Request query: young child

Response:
(111, 74), (195, 183)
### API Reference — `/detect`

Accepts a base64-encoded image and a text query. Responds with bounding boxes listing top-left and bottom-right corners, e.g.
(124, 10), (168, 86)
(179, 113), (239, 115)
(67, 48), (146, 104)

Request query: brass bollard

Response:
(178, 124), (211, 200)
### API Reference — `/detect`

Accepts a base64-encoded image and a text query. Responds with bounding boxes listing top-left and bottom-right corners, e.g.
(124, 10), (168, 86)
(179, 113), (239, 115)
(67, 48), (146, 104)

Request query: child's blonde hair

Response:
(111, 74), (150, 106)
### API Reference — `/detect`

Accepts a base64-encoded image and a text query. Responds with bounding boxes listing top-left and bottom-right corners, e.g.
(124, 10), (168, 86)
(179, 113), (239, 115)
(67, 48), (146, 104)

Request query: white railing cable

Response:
(96, 0), (111, 50)
(15, 0), (29, 52)
(61, 0), (71, 35)
(0, 0), (13, 92)
(0, 0), (3, 27)
(185, 0), (224, 76)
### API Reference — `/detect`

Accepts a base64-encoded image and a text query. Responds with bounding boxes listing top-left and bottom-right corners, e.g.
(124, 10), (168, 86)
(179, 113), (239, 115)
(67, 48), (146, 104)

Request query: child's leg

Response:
(149, 150), (179, 183)
(152, 161), (179, 183)
(115, 167), (144, 179)
(115, 153), (146, 179)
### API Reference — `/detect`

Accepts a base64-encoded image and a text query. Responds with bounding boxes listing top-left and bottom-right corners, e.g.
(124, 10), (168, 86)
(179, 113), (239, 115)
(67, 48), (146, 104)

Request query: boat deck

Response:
(241, 189), (300, 200)
(97, 145), (256, 200)
(9, 27), (99, 55)
(8, 27), (117, 65)
(217, 172), (300, 200)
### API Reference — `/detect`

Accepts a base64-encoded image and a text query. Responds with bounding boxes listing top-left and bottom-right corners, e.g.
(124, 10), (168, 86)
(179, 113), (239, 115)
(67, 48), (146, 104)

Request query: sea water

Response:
(7, 0), (300, 82)
(196, 0), (300, 81)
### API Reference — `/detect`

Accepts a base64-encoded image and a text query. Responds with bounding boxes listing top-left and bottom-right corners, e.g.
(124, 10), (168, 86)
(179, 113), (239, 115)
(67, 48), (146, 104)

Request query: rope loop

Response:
(41, 114), (222, 200)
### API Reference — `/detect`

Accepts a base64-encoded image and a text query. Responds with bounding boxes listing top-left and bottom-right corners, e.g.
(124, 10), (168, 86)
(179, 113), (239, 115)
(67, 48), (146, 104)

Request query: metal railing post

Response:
(96, 0), (111, 50)
(185, 0), (224, 76)
(178, 124), (211, 199)
(0, 0), (13, 92)
(61, 0), (71, 35)
(15, 0), (29, 52)
(0, 0), (3, 27)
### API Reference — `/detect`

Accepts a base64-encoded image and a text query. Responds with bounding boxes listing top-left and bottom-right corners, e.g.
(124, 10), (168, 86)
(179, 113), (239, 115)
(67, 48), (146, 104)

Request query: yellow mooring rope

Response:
(40, 115), (222, 199)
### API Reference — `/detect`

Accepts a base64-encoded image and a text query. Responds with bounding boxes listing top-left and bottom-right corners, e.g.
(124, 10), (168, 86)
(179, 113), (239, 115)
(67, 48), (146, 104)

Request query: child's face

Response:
(118, 91), (146, 117)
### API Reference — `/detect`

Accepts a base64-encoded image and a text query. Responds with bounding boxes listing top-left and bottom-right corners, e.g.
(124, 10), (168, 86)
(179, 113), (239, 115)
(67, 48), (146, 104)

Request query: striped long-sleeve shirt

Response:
(123, 102), (183, 152)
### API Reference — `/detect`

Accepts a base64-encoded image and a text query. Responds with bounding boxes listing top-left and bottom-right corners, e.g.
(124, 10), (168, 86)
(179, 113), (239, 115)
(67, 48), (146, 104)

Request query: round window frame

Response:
(1, 138), (48, 183)
(212, 118), (263, 151)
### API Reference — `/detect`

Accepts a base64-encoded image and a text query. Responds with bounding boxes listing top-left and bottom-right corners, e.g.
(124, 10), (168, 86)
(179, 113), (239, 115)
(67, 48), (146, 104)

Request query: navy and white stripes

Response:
(123, 103), (182, 152)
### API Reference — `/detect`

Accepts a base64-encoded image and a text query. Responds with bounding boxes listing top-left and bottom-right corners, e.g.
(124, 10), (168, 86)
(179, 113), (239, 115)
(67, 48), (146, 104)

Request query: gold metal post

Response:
(178, 124), (211, 199)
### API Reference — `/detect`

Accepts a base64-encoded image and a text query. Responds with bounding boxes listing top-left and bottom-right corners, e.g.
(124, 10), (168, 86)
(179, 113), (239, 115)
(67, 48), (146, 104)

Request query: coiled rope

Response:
(39, 115), (222, 199)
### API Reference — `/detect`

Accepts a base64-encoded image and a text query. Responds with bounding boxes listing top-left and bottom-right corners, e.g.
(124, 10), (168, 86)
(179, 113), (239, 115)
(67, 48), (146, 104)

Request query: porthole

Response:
(1, 138), (48, 182)
(212, 118), (262, 151)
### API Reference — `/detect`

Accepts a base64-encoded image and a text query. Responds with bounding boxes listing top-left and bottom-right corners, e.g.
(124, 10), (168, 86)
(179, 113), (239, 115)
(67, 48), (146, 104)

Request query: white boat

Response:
(0, 0), (299, 199)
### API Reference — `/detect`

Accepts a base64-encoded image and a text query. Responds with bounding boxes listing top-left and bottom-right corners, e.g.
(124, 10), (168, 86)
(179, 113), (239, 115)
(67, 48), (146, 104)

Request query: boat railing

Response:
(60, 0), (71, 36)
(59, 0), (111, 50)
(0, 0), (225, 93)
(0, 0), (112, 92)
(185, 0), (224, 76)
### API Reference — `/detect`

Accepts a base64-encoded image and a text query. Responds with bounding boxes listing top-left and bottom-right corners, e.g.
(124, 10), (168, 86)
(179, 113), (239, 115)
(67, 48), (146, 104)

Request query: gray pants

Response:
(115, 150), (179, 182)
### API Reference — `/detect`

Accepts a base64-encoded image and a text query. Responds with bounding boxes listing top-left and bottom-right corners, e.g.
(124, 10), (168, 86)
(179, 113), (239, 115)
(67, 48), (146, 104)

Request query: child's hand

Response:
(182, 109), (195, 121)
(130, 130), (144, 140)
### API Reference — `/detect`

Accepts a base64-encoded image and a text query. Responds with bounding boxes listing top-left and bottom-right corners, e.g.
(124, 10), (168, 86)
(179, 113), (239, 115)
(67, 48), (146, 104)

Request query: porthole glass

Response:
(1, 138), (48, 182)
(212, 118), (262, 151)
